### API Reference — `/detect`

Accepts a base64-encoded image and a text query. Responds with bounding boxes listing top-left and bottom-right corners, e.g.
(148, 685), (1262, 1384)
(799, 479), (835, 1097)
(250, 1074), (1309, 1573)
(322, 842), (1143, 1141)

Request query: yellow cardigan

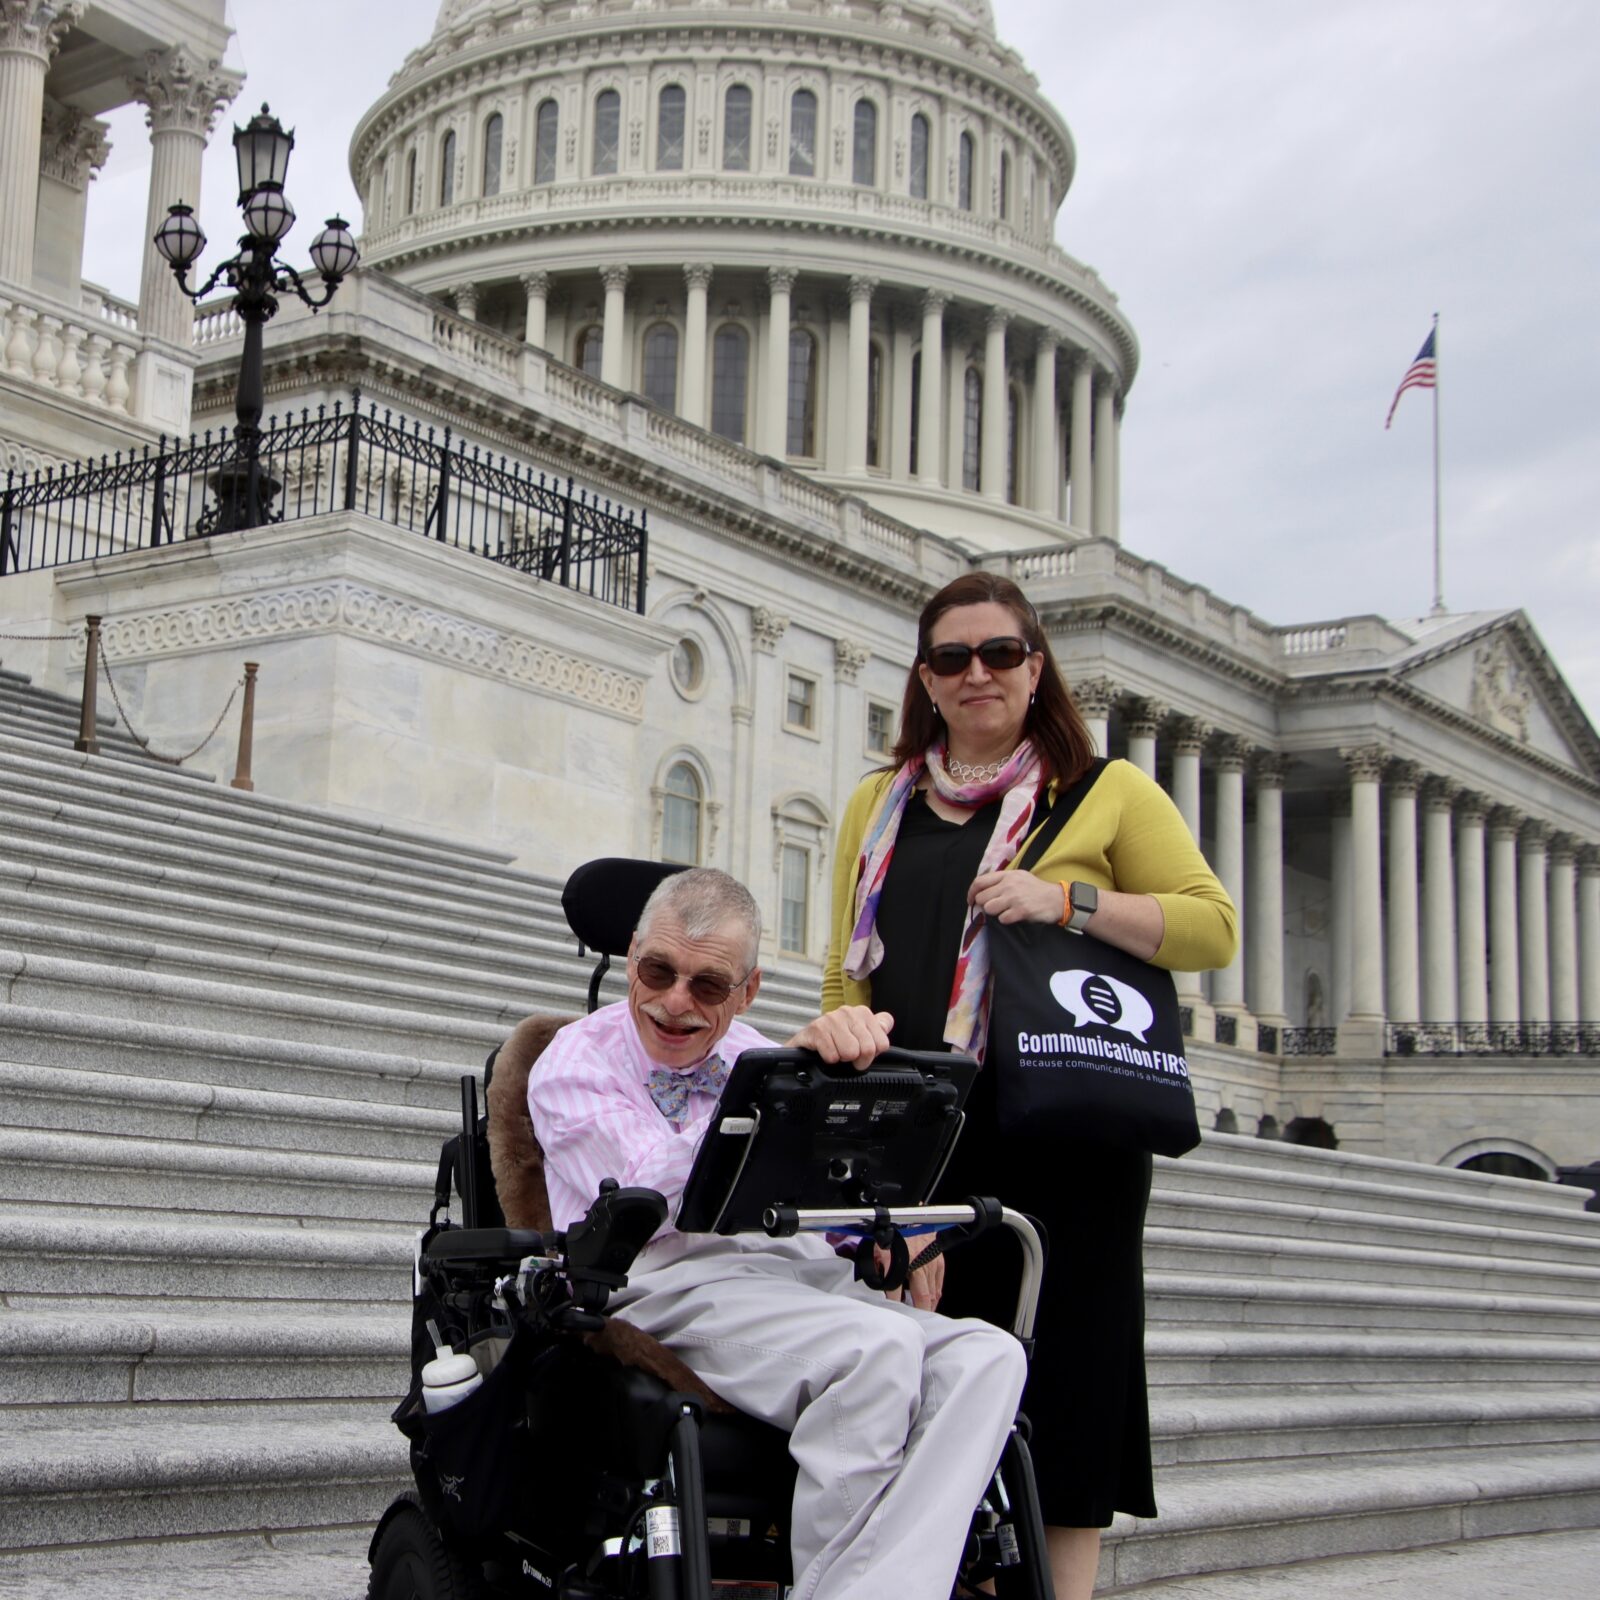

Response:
(822, 759), (1239, 1012)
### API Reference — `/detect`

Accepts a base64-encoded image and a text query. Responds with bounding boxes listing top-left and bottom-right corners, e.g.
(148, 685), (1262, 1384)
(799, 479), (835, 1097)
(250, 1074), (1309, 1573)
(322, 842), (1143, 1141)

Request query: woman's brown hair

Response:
(889, 572), (1096, 784)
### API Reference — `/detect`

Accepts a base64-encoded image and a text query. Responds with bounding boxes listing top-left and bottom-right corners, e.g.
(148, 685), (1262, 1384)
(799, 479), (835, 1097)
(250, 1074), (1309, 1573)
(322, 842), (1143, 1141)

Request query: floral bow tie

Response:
(646, 1055), (730, 1126)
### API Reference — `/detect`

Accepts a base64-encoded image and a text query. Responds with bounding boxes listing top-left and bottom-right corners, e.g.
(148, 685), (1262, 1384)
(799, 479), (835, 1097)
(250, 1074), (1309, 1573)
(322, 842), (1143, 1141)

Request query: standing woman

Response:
(823, 573), (1237, 1600)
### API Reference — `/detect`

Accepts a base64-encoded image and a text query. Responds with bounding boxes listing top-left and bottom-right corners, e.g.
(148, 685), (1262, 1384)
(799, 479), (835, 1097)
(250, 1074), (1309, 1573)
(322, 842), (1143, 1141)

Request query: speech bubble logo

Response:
(1049, 969), (1156, 1041)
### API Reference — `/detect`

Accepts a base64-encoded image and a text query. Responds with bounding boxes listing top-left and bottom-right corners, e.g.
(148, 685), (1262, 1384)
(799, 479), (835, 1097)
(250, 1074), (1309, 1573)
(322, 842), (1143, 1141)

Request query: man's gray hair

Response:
(636, 867), (762, 969)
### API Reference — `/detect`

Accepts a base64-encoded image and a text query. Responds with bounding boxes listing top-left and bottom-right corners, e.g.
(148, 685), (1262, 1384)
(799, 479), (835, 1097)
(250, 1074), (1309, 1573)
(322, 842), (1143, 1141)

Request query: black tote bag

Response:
(985, 761), (1201, 1158)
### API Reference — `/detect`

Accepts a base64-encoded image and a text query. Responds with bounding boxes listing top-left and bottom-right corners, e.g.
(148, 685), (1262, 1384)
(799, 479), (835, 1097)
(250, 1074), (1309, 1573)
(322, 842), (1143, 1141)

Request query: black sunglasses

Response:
(632, 952), (751, 1006)
(923, 636), (1034, 677)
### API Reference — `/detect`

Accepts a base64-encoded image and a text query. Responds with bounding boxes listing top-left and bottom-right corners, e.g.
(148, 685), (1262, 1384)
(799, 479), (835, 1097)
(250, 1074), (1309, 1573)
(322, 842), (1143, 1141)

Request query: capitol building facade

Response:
(2, 0), (1598, 1183)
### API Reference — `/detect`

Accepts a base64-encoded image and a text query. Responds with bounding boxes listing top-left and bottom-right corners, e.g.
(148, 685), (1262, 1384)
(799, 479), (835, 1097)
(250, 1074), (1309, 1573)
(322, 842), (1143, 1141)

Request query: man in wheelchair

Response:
(529, 867), (1027, 1600)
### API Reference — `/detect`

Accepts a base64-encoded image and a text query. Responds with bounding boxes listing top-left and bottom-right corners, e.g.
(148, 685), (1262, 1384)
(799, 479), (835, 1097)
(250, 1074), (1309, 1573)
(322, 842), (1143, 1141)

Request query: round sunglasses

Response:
(632, 951), (751, 1006)
(922, 636), (1034, 676)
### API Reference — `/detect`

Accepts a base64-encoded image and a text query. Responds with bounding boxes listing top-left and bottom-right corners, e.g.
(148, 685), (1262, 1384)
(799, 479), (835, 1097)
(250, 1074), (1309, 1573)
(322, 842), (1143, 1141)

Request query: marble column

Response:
(681, 264), (712, 428)
(1547, 835), (1579, 1024)
(1030, 331), (1059, 517)
(522, 270), (550, 351)
(1579, 848), (1600, 1024)
(845, 275), (876, 475)
(765, 266), (797, 457)
(1068, 357), (1093, 532)
(1420, 778), (1459, 1022)
(980, 310), (1009, 500)
(454, 281), (479, 322)
(0, 1), (84, 286)
(1518, 821), (1550, 1024)
(1384, 761), (1422, 1024)
(1169, 717), (1208, 1008)
(1343, 747), (1386, 1022)
(1330, 796), (1352, 1024)
(600, 264), (629, 386)
(745, 607), (789, 892)
(832, 639), (869, 829)
(1455, 793), (1490, 1025)
(1108, 397), (1122, 543)
(1248, 754), (1289, 1024)
(917, 290), (947, 487)
(1071, 676), (1116, 760)
(128, 45), (242, 347)
(1488, 807), (1522, 1024)
(1091, 377), (1116, 537)
(1124, 699), (1165, 780)
(1210, 736), (1249, 1012)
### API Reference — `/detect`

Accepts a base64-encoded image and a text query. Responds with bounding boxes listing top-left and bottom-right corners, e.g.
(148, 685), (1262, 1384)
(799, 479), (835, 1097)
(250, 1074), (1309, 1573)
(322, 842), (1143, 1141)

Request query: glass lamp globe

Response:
(234, 104), (294, 199)
(153, 203), (207, 271)
(309, 217), (359, 280)
(242, 186), (296, 244)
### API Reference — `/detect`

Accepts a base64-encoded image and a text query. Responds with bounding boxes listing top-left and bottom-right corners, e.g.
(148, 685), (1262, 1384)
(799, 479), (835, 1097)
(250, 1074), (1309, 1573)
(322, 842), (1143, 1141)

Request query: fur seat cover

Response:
(485, 1013), (732, 1413)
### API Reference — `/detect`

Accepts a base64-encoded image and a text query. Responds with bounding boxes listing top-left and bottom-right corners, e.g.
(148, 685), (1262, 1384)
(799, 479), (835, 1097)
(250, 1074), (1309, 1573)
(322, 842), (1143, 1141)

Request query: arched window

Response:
(593, 89), (621, 175)
(657, 84), (686, 171)
(999, 149), (1012, 220)
(866, 341), (883, 468)
(909, 112), (930, 200)
(643, 322), (679, 411)
(962, 367), (982, 490)
(774, 795), (830, 956)
(786, 328), (818, 457)
(723, 84), (752, 171)
(404, 150), (418, 216)
(908, 349), (922, 476)
(711, 324), (749, 444)
(958, 131), (975, 211)
(852, 100), (877, 186)
(534, 99), (558, 185)
(1006, 382), (1020, 504)
(661, 762), (703, 865)
(439, 130), (456, 206)
(789, 89), (817, 177)
(576, 324), (604, 380)
(482, 113), (503, 197)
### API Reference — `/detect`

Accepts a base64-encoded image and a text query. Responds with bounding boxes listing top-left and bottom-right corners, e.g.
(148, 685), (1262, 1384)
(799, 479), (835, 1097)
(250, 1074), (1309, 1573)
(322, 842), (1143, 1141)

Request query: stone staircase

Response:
(0, 666), (1597, 1593)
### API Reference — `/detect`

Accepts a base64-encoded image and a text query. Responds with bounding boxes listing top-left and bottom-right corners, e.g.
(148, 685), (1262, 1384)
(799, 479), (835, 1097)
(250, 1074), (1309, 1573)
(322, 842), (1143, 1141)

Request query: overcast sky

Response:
(81, 0), (1600, 716)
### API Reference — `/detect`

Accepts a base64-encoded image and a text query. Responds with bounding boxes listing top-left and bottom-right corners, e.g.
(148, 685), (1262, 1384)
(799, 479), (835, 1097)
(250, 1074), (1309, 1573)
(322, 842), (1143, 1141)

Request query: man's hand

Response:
(787, 1006), (893, 1069)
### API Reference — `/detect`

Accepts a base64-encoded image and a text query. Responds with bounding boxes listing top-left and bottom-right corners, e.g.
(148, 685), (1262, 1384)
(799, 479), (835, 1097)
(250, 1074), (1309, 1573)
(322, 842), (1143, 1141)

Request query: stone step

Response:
(0, 703), (149, 763)
(0, 1060), (455, 1163)
(0, 1126), (436, 1228)
(1098, 1442), (1600, 1590)
(0, 1400), (407, 1553)
(0, 1215), (412, 1306)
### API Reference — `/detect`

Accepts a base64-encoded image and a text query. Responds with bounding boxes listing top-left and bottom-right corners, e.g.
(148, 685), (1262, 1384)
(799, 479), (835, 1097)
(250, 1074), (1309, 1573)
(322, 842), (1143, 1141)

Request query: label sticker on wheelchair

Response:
(997, 1522), (1021, 1565)
(706, 1517), (752, 1539)
(645, 1504), (682, 1558)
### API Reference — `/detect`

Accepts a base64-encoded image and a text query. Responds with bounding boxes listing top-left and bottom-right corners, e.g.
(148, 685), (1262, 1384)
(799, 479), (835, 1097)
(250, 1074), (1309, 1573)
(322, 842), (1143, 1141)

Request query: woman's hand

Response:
(968, 869), (1066, 925)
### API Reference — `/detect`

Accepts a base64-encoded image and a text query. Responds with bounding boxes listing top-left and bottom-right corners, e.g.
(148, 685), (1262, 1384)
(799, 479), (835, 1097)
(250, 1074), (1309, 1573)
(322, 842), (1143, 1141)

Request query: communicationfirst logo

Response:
(1049, 970), (1156, 1042)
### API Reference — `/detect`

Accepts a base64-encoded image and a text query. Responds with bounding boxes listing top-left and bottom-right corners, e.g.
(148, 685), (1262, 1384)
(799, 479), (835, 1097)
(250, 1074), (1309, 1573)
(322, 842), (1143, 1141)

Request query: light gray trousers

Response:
(616, 1235), (1028, 1600)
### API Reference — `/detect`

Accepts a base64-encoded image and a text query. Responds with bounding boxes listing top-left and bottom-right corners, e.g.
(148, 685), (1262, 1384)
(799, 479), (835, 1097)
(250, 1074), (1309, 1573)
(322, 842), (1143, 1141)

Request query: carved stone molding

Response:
(683, 262), (714, 292)
(833, 638), (869, 682)
(1470, 633), (1532, 743)
(1124, 698), (1167, 740)
(766, 266), (798, 296)
(1487, 805), (1524, 839)
(1520, 818), (1551, 853)
(1579, 845), (1600, 877)
(1422, 776), (1460, 812)
(1341, 744), (1387, 784)
(1211, 733), (1250, 773)
(39, 97), (110, 190)
(600, 263), (630, 292)
(921, 289), (950, 318)
(1457, 789), (1492, 824)
(81, 583), (647, 720)
(1068, 675), (1116, 720)
(1547, 831), (1580, 866)
(127, 45), (243, 138)
(0, 1), (84, 60)
(1169, 716), (1209, 756)
(750, 605), (789, 654)
(1385, 759), (1424, 797)
(846, 275), (877, 305)
(1252, 751), (1290, 788)
(520, 270), (551, 297)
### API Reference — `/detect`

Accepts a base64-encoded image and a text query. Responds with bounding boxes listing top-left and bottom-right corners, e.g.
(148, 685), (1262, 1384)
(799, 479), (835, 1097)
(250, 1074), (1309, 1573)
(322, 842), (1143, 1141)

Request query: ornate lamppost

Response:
(153, 104), (359, 534)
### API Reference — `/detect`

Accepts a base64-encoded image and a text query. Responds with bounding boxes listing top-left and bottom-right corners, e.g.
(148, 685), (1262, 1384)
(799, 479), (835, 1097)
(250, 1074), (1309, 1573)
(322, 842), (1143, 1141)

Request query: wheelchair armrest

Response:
(563, 1182), (668, 1280)
(423, 1226), (549, 1267)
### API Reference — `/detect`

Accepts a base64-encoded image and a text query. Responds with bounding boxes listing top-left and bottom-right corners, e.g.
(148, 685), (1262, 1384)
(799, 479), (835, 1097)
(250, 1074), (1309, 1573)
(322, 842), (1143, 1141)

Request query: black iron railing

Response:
(1387, 1022), (1600, 1058)
(0, 391), (647, 614)
(1278, 1027), (1337, 1056)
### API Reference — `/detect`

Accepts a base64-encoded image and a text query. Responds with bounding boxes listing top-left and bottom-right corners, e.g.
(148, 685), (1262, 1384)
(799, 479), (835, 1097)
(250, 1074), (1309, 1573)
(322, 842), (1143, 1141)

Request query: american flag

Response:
(1384, 328), (1437, 429)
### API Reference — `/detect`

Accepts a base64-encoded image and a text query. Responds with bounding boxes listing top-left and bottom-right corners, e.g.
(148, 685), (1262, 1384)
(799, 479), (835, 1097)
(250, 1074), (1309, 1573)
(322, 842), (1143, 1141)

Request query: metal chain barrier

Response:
(0, 630), (78, 642)
(94, 638), (243, 768)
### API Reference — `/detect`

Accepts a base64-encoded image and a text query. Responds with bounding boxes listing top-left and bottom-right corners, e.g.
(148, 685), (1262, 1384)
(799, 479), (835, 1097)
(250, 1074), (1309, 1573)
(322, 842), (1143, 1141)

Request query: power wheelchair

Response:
(368, 859), (1057, 1600)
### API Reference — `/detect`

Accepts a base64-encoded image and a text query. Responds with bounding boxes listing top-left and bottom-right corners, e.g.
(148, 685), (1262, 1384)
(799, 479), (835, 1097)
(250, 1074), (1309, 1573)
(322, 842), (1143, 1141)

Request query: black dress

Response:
(869, 790), (1156, 1527)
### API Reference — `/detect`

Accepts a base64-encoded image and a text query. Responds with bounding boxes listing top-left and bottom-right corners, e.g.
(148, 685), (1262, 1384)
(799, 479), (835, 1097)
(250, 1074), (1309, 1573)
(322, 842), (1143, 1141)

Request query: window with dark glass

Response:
(593, 89), (620, 175)
(962, 366), (982, 490)
(576, 325), (604, 380)
(723, 84), (752, 171)
(909, 349), (921, 476)
(439, 130), (456, 206)
(643, 323), (679, 411)
(958, 131), (974, 211)
(662, 763), (702, 865)
(534, 99), (558, 185)
(789, 89), (817, 176)
(786, 328), (817, 457)
(999, 149), (1011, 220)
(866, 700), (894, 757)
(711, 324), (749, 443)
(405, 151), (417, 216)
(909, 112), (929, 199)
(780, 843), (809, 954)
(866, 341), (883, 468)
(785, 671), (817, 731)
(482, 113), (503, 197)
(852, 100), (877, 186)
(658, 84), (686, 171)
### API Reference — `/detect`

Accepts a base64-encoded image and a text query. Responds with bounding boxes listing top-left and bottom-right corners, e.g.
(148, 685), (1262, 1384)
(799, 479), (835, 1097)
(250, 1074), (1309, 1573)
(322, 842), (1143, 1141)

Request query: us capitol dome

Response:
(350, 0), (1135, 551)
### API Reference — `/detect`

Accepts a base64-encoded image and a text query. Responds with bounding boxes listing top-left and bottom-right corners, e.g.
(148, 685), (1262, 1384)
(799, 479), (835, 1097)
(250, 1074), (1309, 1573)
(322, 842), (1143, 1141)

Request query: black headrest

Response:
(561, 858), (688, 957)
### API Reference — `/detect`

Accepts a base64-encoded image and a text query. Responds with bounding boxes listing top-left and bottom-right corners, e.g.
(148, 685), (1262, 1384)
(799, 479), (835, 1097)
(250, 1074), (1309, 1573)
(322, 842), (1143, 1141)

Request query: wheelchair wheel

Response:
(369, 1495), (486, 1600)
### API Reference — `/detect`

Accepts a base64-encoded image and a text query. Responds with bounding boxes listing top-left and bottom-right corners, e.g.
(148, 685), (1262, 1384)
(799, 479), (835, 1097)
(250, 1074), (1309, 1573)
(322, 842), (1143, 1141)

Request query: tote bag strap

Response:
(1015, 756), (1109, 874)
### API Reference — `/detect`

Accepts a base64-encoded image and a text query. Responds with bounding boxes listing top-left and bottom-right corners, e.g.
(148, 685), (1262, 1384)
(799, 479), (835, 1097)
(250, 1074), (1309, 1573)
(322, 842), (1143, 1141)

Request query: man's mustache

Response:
(641, 1003), (709, 1032)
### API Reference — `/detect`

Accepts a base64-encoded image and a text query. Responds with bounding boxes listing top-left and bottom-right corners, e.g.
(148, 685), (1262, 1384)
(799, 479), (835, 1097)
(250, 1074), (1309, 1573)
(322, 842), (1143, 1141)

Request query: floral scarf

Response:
(844, 740), (1044, 1057)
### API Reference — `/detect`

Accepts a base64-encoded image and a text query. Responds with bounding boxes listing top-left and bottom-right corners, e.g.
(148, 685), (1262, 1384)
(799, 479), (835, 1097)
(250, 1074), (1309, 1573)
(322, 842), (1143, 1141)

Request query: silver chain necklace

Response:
(945, 753), (1011, 784)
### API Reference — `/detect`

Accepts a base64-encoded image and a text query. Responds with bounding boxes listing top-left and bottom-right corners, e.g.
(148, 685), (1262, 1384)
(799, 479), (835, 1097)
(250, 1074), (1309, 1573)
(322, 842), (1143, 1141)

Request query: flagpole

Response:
(1430, 311), (1444, 615)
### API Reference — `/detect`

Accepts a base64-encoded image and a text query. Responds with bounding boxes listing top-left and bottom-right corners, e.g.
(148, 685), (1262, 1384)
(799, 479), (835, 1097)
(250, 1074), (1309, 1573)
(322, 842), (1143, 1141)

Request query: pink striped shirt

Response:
(528, 1000), (775, 1248)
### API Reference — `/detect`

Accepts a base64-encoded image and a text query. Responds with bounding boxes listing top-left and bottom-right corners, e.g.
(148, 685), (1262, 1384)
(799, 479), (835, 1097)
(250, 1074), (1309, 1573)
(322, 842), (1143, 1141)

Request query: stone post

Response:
(1519, 821), (1550, 1024)
(1031, 330), (1059, 517)
(1420, 778), (1459, 1022)
(1547, 835), (1579, 1024)
(521, 270), (550, 351)
(600, 264), (629, 387)
(454, 281), (479, 322)
(1456, 793), (1490, 1024)
(980, 310), (1008, 499)
(917, 290), (947, 486)
(1488, 807), (1522, 1024)
(1069, 356), (1093, 532)
(1384, 761), (1422, 1024)
(128, 45), (242, 347)
(764, 266), (796, 456)
(845, 276), (875, 474)
(1249, 753), (1289, 1026)
(681, 264), (712, 428)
